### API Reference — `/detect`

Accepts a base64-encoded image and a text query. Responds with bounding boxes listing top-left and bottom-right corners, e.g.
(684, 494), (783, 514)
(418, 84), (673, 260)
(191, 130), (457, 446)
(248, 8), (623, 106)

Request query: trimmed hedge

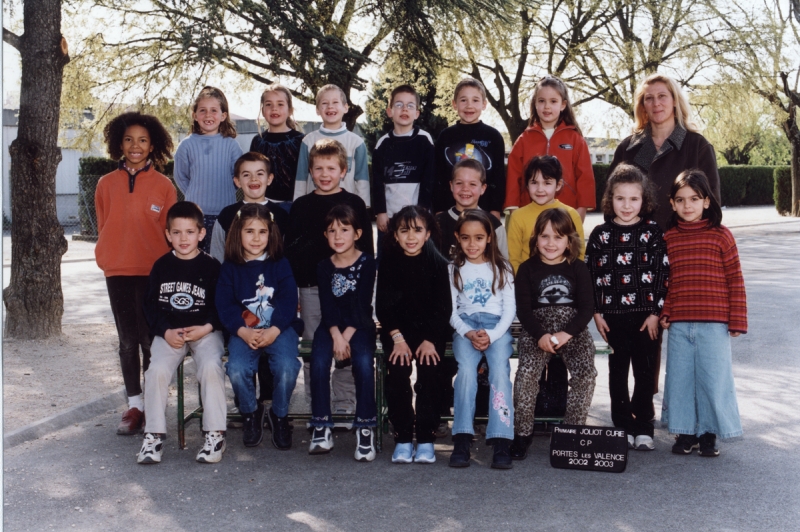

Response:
(78, 157), (179, 236)
(718, 166), (775, 207)
(592, 163), (777, 209)
(774, 166), (792, 215)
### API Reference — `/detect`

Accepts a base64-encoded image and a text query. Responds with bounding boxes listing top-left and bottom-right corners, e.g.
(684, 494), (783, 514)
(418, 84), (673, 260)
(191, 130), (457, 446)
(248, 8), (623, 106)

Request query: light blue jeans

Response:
(452, 312), (514, 440)
(661, 322), (743, 439)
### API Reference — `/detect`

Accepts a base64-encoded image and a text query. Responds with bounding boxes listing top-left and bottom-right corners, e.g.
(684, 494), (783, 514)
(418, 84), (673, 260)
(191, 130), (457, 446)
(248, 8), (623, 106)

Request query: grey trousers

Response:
(144, 331), (226, 434)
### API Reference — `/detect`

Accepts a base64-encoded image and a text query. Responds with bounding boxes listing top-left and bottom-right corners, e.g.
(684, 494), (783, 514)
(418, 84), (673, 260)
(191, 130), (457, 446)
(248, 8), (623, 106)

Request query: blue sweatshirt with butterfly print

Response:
(316, 253), (376, 331)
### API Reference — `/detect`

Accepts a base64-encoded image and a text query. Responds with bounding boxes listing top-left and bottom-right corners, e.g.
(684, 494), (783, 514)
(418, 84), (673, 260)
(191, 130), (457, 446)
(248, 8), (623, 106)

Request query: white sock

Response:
(128, 394), (144, 410)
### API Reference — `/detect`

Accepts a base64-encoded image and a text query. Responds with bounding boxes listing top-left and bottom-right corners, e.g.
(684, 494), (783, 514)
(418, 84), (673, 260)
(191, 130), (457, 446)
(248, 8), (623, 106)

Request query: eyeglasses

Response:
(392, 102), (417, 111)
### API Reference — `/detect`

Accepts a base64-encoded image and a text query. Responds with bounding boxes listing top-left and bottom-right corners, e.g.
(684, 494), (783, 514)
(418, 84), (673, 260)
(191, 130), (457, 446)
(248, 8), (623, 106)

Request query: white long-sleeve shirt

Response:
(449, 261), (516, 344)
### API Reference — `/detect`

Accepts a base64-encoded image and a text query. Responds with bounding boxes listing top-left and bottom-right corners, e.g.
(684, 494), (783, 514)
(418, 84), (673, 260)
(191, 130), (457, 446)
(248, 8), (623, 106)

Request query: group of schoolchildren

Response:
(94, 74), (747, 471)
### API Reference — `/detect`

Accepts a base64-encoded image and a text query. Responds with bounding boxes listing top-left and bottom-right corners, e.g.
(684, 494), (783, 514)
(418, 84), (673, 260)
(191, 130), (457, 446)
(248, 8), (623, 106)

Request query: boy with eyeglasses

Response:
(372, 84), (435, 256)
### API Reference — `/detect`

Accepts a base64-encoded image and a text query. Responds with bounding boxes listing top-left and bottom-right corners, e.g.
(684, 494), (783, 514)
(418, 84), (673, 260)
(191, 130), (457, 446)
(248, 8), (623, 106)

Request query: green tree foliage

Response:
(695, 81), (791, 166)
(91, 0), (508, 130)
(712, 0), (800, 215)
(441, 0), (729, 142)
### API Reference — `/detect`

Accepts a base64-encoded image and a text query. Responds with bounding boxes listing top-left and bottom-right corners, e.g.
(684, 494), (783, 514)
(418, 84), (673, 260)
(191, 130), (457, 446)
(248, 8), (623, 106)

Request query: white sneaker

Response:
(634, 435), (655, 451)
(628, 434), (635, 449)
(309, 427), (333, 454)
(391, 442), (414, 464)
(354, 428), (376, 462)
(137, 433), (164, 464)
(196, 431), (226, 463)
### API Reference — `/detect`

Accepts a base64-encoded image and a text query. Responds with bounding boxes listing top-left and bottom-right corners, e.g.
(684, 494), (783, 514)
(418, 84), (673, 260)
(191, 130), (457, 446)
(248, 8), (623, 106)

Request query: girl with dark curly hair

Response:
(96, 112), (178, 436)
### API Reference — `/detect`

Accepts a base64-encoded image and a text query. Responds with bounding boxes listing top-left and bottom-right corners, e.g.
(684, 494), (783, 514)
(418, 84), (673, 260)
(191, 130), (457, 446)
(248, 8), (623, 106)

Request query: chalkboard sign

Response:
(549, 424), (628, 473)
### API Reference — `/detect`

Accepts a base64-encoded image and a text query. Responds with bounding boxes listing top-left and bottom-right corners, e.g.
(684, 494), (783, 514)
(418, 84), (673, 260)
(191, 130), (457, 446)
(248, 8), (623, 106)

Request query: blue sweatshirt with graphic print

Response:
(216, 256), (300, 336)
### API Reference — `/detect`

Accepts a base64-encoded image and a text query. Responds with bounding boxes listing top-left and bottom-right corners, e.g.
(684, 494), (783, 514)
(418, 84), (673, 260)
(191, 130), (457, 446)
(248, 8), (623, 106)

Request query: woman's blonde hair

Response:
(259, 84), (302, 132)
(633, 74), (699, 134)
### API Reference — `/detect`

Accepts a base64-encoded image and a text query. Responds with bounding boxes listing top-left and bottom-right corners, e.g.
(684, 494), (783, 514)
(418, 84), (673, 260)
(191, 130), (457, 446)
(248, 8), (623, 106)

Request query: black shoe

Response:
(509, 433), (533, 460)
(698, 433), (719, 457)
(242, 404), (265, 447)
(449, 434), (472, 468)
(267, 407), (292, 450)
(671, 434), (700, 455)
(492, 439), (513, 470)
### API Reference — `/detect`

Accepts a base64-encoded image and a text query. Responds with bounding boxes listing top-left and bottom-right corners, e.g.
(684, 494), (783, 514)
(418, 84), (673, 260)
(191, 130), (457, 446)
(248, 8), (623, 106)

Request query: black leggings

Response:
(106, 276), (152, 397)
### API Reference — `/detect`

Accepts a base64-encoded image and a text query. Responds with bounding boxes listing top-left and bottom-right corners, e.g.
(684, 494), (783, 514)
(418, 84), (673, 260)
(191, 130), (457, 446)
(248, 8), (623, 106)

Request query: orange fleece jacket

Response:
(504, 122), (596, 211)
(94, 166), (177, 277)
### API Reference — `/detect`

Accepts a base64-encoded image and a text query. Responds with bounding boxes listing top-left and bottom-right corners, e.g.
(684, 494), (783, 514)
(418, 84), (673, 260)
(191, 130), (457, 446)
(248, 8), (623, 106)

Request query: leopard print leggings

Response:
(514, 307), (597, 436)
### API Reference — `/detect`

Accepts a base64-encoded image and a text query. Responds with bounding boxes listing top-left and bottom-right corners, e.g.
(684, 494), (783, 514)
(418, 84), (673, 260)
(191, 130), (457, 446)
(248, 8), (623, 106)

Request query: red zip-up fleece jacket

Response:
(95, 164), (177, 277)
(504, 122), (596, 211)
(661, 220), (747, 334)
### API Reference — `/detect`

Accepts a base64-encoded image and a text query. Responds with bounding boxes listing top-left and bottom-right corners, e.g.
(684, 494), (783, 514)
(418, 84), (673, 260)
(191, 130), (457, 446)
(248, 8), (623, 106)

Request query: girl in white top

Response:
(448, 209), (516, 469)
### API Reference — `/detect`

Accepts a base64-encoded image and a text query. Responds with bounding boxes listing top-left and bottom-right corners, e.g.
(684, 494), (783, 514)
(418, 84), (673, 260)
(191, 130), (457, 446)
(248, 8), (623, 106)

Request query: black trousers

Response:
(605, 312), (659, 437)
(383, 335), (444, 444)
(106, 276), (152, 397)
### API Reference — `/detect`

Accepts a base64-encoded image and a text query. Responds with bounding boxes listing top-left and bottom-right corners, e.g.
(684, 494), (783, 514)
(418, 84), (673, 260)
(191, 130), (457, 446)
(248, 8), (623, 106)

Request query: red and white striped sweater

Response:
(661, 219), (747, 333)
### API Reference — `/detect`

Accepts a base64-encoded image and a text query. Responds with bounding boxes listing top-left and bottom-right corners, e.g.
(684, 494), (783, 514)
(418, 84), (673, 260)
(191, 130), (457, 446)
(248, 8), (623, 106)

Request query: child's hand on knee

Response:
(256, 326), (280, 348)
(416, 340), (439, 365)
(165, 328), (186, 349)
(331, 328), (351, 361)
(537, 334), (557, 354)
(466, 330), (490, 351)
(389, 341), (412, 366)
(182, 324), (213, 343)
(238, 327), (261, 349)
(552, 331), (572, 349)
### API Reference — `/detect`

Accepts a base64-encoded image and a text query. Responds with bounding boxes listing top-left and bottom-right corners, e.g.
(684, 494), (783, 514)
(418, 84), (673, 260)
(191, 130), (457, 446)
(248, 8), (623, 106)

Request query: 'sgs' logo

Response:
(170, 293), (194, 310)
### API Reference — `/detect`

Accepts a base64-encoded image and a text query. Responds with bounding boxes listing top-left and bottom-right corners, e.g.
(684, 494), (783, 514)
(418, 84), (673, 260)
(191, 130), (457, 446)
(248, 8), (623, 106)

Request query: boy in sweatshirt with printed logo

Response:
(372, 84), (436, 256)
(138, 202), (226, 465)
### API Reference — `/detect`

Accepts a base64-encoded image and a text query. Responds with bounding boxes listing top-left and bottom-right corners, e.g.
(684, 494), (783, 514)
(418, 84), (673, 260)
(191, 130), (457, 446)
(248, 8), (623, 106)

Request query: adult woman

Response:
(609, 74), (721, 229)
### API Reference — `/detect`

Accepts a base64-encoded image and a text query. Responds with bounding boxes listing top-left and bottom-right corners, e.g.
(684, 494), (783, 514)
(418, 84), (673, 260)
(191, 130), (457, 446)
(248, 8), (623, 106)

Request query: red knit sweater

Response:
(661, 220), (747, 333)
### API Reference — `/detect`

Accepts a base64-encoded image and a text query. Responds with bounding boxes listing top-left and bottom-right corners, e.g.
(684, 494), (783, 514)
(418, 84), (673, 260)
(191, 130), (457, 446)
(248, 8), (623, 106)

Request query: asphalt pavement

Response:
(3, 211), (800, 531)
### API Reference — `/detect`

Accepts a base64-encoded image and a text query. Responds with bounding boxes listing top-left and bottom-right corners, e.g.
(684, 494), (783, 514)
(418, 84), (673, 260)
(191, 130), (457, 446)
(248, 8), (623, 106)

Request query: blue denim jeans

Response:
(452, 312), (514, 440)
(226, 328), (301, 417)
(661, 322), (743, 439)
(310, 326), (377, 428)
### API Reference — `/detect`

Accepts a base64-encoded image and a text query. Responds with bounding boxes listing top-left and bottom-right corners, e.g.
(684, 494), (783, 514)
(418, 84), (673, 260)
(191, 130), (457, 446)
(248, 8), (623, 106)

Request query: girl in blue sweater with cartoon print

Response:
(216, 203), (302, 452)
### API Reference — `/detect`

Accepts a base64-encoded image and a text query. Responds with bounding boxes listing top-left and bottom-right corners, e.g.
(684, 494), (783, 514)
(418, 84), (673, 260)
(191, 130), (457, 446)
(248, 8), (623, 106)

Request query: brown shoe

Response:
(117, 407), (144, 435)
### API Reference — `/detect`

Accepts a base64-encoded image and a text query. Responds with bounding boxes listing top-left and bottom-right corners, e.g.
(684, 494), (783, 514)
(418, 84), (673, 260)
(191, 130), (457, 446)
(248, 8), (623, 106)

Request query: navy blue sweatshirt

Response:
(371, 127), (435, 216)
(317, 253), (376, 331)
(433, 121), (506, 213)
(144, 251), (222, 337)
(215, 256), (301, 336)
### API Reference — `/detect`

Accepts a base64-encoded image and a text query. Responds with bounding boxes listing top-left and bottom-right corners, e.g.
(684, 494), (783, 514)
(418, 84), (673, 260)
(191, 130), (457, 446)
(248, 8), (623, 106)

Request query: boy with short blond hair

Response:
(139, 201), (227, 465)
(372, 84), (435, 238)
(286, 139), (374, 419)
(433, 78), (506, 220)
(293, 84), (370, 207)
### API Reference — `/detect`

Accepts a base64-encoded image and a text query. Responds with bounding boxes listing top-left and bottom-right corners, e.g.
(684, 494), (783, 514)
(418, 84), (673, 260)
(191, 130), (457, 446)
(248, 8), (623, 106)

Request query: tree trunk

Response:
(2, 0), (69, 338)
(506, 117), (529, 146)
(791, 132), (800, 217)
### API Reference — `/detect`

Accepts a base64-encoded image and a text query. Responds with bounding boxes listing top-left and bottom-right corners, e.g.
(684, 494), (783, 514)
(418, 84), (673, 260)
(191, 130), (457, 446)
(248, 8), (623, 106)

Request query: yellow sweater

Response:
(507, 200), (585, 272)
